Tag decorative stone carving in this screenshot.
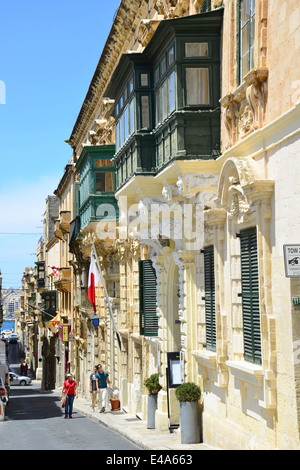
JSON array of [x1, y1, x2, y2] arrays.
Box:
[[228, 176, 251, 221], [220, 67, 268, 148], [138, 19, 161, 47]]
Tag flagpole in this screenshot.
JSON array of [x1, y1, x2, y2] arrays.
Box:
[[91, 242, 121, 351]]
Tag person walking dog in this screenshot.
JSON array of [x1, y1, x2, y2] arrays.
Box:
[[61, 373, 78, 418]]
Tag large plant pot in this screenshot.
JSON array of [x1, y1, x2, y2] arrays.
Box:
[[179, 401, 201, 444], [147, 394, 158, 429], [110, 398, 120, 410]]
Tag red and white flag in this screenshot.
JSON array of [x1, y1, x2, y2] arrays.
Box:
[[44, 265, 60, 276], [88, 253, 101, 313]]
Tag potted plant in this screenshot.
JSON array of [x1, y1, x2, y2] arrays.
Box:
[[144, 373, 161, 429], [175, 382, 201, 444]]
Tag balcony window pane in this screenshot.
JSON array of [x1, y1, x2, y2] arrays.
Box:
[[124, 106, 129, 141], [96, 173, 105, 192], [130, 98, 135, 133], [186, 68, 209, 105], [141, 95, 150, 128], [168, 46, 174, 65], [185, 42, 208, 57], [161, 79, 168, 120], [129, 78, 134, 93], [120, 114, 124, 147], [169, 71, 175, 112], [106, 173, 114, 192], [95, 172, 114, 192], [156, 88, 161, 124], [116, 123, 119, 151], [161, 56, 167, 75], [140, 73, 149, 87], [155, 66, 160, 83]]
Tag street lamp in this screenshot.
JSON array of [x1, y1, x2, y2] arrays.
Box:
[[92, 314, 99, 327]]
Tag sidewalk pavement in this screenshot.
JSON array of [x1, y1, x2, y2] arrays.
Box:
[[16, 361, 215, 451], [70, 393, 215, 451]]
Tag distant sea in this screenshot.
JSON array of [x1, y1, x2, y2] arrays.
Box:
[[1, 320, 15, 332]]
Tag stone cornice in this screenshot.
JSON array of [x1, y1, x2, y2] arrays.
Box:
[[65, 0, 145, 153]]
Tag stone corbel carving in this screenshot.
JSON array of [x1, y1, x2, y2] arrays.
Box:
[[139, 19, 161, 47], [228, 177, 251, 222], [172, 0, 190, 17], [220, 67, 268, 147]]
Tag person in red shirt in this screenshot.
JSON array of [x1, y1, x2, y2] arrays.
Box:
[[61, 373, 78, 418]]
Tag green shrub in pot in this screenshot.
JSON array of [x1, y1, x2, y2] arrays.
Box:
[[175, 382, 201, 402], [175, 382, 202, 444], [144, 373, 162, 395], [144, 373, 161, 429]]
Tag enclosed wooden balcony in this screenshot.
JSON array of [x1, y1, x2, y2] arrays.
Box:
[[59, 211, 71, 233], [54, 267, 72, 292]]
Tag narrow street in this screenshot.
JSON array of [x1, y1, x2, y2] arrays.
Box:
[[0, 343, 140, 451]]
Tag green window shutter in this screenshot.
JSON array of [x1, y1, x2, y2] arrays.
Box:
[[204, 245, 216, 351], [240, 227, 261, 364], [139, 260, 158, 337]]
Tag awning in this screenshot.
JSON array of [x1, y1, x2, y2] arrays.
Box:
[[49, 311, 60, 326]]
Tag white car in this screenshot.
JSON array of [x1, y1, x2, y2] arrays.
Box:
[[9, 372, 31, 386]]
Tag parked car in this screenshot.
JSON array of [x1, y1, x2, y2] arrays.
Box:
[[9, 333, 18, 344], [9, 372, 31, 386]]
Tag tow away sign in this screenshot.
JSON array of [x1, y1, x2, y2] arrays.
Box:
[[283, 245, 300, 277]]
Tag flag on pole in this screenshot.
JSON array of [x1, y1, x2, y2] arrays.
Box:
[[44, 265, 60, 276], [91, 243, 122, 351], [88, 252, 101, 313]]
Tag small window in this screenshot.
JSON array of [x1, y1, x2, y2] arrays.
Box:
[[130, 98, 135, 134], [185, 67, 210, 105], [155, 66, 160, 83], [140, 73, 149, 87], [185, 42, 209, 57], [129, 77, 134, 93], [156, 71, 175, 125], [161, 55, 167, 75], [95, 173, 114, 192], [168, 46, 175, 65], [141, 95, 150, 128], [238, 0, 256, 84]]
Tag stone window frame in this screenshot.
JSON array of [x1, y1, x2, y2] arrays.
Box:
[[195, 156, 276, 410]]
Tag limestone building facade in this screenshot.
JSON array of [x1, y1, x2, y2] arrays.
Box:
[[23, 0, 300, 449]]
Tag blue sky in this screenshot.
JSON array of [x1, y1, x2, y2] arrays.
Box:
[[0, 0, 121, 288]]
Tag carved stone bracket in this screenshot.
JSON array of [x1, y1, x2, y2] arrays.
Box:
[[220, 67, 269, 148]]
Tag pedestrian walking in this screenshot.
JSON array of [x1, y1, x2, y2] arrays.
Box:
[[61, 373, 78, 418], [90, 365, 99, 412], [96, 364, 113, 413]]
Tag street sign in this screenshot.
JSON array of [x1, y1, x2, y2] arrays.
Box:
[[283, 245, 300, 277], [292, 297, 300, 306]]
